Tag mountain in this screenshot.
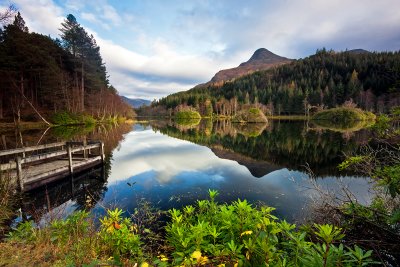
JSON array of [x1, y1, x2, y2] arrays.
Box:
[[122, 96, 151, 108], [154, 49, 400, 116], [346, 49, 370, 54], [205, 48, 292, 86], [211, 147, 280, 178]]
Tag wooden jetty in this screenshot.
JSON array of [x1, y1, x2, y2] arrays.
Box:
[[0, 141, 104, 191]]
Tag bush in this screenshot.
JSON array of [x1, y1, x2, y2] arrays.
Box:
[[51, 111, 80, 125], [232, 107, 268, 123], [99, 208, 142, 258], [175, 110, 201, 120], [165, 189, 376, 266], [51, 111, 98, 126], [312, 107, 376, 123]]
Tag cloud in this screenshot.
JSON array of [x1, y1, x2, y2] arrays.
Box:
[[99, 4, 120, 26], [8, 0, 400, 100], [13, 0, 64, 36], [91, 34, 236, 97], [219, 0, 400, 57]]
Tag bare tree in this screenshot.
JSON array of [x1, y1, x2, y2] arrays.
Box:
[[0, 4, 16, 25]]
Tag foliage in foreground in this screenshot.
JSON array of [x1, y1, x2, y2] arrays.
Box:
[[331, 108, 400, 263], [2, 190, 378, 266], [164, 189, 376, 266]]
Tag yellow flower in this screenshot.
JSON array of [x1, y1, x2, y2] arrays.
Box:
[[246, 251, 251, 260], [158, 254, 168, 262], [217, 264, 226, 267], [240, 230, 253, 237], [191, 250, 202, 260], [140, 262, 149, 267], [199, 255, 208, 265], [234, 262, 239, 267]]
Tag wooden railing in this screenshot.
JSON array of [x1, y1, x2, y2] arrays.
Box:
[[0, 141, 104, 191]]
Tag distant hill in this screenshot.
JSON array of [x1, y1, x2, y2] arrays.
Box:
[[346, 49, 370, 54], [154, 48, 400, 115], [202, 48, 292, 86], [121, 96, 151, 108]]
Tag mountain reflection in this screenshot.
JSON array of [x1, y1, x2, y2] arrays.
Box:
[[151, 119, 372, 177]]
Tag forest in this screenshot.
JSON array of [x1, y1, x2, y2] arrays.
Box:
[[0, 11, 133, 124], [148, 49, 400, 116]]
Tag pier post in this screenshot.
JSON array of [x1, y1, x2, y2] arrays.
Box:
[[67, 143, 73, 174], [83, 139, 87, 158], [100, 142, 105, 162], [16, 156, 23, 191]]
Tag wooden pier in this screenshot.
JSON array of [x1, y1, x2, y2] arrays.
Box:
[[0, 141, 104, 191]]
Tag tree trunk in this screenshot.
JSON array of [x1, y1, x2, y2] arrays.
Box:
[[81, 61, 85, 112], [0, 90, 3, 119], [9, 75, 51, 125], [20, 73, 25, 108]]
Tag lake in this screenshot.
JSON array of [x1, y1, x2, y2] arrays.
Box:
[[6, 120, 374, 224]]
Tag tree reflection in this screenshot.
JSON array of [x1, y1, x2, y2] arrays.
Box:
[[151, 120, 372, 177]]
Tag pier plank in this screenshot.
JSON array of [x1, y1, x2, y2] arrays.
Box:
[[0, 141, 104, 191]]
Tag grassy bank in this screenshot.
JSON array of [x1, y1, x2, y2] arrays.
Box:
[[51, 111, 134, 126], [0, 190, 377, 266]]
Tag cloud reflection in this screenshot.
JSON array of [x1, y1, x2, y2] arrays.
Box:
[[107, 127, 251, 185], [99, 124, 373, 221]]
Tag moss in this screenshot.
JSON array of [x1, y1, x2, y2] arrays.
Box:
[[232, 108, 268, 123]]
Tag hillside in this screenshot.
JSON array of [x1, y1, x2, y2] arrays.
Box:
[[122, 96, 151, 108], [0, 13, 133, 123], [204, 48, 292, 86], [152, 48, 400, 116]]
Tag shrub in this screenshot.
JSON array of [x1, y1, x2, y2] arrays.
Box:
[[164, 189, 376, 266], [99, 208, 142, 259], [232, 107, 268, 123], [312, 107, 375, 123], [175, 110, 201, 120], [51, 111, 80, 125], [51, 111, 98, 126]]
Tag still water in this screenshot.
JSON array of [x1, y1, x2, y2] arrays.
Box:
[[18, 120, 373, 223]]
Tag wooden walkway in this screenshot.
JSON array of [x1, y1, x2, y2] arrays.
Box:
[[0, 141, 104, 191]]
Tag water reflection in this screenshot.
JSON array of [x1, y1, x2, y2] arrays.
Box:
[[7, 120, 374, 224], [92, 122, 373, 222], [151, 119, 371, 176]]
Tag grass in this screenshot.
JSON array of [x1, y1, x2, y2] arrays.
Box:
[[0, 172, 16, 238]]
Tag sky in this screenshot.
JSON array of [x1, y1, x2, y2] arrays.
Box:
[[1, 0, 400, 100]]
